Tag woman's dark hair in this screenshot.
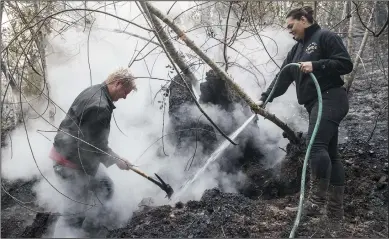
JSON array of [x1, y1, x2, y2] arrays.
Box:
[[286, 6, 314, 23]]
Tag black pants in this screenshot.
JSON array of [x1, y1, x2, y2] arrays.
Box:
[[53, 163, 114, 235], [306, 87, 349, 186]]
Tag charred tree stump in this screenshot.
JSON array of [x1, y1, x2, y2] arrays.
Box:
[[168, 70, 307, 199], [198, 70, 264, 174], [168, 74, 218, 158]]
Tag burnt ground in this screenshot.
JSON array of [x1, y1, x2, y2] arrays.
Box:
[[1, 37, 388, 237], [107, 135, 388, 237], [1, 178, 44, 238], [106, 36, 389, 238]]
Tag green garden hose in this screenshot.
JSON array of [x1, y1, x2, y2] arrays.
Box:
[[262, 63, 323, 238]]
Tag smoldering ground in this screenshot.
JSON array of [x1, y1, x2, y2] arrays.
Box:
[[1, 2, 309, 237]]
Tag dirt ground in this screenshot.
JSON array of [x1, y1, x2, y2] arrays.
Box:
[[106, 38, 388, 238], [107, 103, 388, 238], [107, 42, 388, 237], [1, 37, 388, 238]]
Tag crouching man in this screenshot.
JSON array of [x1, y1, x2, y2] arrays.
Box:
[[49, 67, 136, 237]]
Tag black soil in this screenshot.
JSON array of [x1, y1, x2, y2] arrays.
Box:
[[1, 178, 43, 238], [106, 35, 389, 238], [21, 213, 59, 238]]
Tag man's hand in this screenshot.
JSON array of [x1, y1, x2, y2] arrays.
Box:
[[254, 100, 265, 109], [251, 100, 264, 114], [299, 62, 313, 73], [116, 158, 133, 170]]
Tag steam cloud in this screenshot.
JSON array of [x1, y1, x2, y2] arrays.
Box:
[[1, 2, 307, 237]]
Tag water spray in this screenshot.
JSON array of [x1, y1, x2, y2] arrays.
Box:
[[172, 114, 257, 201]]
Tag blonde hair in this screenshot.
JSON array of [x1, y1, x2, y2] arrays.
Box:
[[105, 67, 137, 91]]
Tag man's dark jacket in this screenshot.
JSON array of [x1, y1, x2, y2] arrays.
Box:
[[260, 23, 353, 108], [53, 84, 119, 176]]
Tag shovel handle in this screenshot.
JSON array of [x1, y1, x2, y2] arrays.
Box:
[[128, 166, 163, 188], [127, 166, 173, 199]]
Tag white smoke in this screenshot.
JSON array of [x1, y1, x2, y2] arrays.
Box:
[[1, 1, 307, 237]]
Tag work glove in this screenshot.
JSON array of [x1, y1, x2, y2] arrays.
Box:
[[256, 100, 264, 108], [251, 100, 263, 114], [116, 158, 133, 170], [256, 94, 268, 108]]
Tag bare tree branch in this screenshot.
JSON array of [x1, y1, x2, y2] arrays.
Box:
[[228, 2, 248, 46], [247, 6, 280, 69], [167, 1, 177, 15], [223, 2, 232, 72], [366, 103, 388, 143], [2, 7, 153, 54], [345, 2, 376, 93], [146, 2, 300, 143], [0, 0, 4, 154], [112, 29, 161, 46], [353, 1, 388, 37], [139, 1, 237, 145], [87, 18, 95, 86]]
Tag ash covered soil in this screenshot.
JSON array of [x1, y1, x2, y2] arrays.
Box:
[[109, 42, 389, 238], [2, 42, 388, 238], [108, 137, 388, 238]]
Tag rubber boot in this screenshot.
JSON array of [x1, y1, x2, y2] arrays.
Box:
[[285, 177, 329, 217], [327, 185, 345, 221], [304, 177, 329, 216]]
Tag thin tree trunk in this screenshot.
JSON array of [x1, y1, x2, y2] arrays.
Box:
[[1, 0, 21, 131], [1, 59, 18, 91], [146, 2, 300, 143], [223, 2, 232, 72], [11, 2, 51, 118], [0, 0, 13, 91], [0, 0, 3, 91], [346, 1, 354, 54], [0, 0, 4, 149], [7, 2, 47, 82], [345, 2, 376, 92], [313, 1, 317, 21], [326, 1, 337, 27], [344, 1, 354, 89], [33, 2, 47, 83], [1, 59, 20, 128], [339, 1, 349, 32], [0, 2, 18, 95]]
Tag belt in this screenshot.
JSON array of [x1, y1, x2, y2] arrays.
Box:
[[49, 146, 79, 169]]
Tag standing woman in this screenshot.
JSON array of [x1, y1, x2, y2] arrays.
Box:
[[258, 6, 353, 221]]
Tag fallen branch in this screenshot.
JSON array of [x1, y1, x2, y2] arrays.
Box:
[[146, 2, 300, 143], [139, 2, 237, 145]]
